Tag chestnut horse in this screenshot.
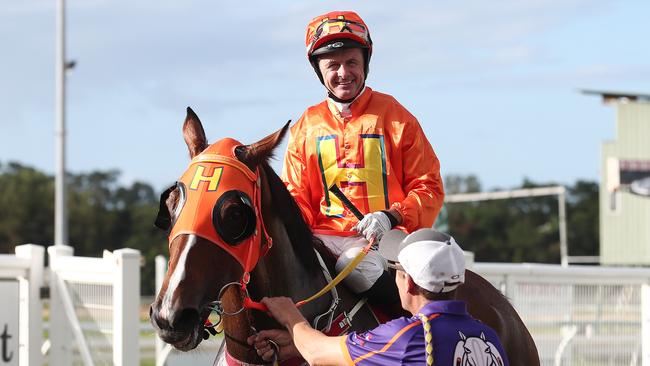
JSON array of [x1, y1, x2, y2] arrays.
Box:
[[150, 108, 540, 365]]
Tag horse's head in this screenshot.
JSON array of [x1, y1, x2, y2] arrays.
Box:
[[149, 107, 288, 351]]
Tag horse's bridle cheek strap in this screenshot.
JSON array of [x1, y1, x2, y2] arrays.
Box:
[[240, 177, 273, 282]]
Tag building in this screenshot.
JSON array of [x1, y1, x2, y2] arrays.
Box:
[[584, 90, 650, 265]]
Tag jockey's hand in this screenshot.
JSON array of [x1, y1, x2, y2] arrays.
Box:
[[353, 211, 393, 242]]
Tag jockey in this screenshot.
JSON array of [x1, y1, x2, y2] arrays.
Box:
[[282, 11, 445, 304], [249, 230, 509, 366]]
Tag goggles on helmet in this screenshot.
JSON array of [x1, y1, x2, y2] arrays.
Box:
[[306, 13, 372, 58]]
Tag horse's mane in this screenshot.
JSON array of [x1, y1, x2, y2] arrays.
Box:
[[261, 163, 337, 276]]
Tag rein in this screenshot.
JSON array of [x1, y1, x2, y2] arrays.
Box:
[[212, 226, 374, 316], [206, 251, 345, 366]]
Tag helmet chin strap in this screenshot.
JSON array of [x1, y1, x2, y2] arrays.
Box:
[[327, 83, 365, 104]]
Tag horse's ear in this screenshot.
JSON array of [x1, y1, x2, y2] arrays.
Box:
[[182, 107, 208, 159], [238, 120, 291, 170], [458, 331, 467, 341]]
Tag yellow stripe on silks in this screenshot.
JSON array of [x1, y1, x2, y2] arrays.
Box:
[[417, 313, 434, 366]]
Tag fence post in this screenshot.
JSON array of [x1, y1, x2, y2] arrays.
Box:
[[15, 244, 44, 366], [112, 249, 140, 366], [47, 245, 74, 365], [642, 283, 649, 366]]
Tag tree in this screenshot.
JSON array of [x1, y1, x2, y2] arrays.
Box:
[[0, 162, 54, 252], [0, 163, 600, 293], [0, 162, 166, 294], [566, 180, 599, 257], [445, 175, 599, 263]]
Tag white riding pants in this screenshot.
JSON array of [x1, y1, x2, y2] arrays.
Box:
[[315, 234, 387, 293]]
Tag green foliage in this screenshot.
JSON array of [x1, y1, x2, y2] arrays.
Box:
[[0, 163, 600, 293], [0, 162, 54, 248], [445, 175, 599, 263], [0, 161, 167, 294], [566, 180, 599, 257]]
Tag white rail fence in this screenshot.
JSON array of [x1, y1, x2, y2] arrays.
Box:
[[2, 246, 649, 365], [153, 256, 650, 366], [0, 244, 140, 366], [48, 245, 140, 366], [474, 263, 650, 366]]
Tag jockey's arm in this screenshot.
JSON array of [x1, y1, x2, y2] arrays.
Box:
[[390, 121, 444, 231]]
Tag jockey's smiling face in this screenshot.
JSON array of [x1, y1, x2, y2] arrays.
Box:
[[317, 48, 365, 101]]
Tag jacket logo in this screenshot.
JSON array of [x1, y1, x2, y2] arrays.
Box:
[[316, 134, 388, 217], [454, 331, 504, 366]]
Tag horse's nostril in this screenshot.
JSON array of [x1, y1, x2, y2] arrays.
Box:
[[171, 308, 200, 330], [150, 305, 170, 330]]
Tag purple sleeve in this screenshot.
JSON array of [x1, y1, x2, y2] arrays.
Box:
[[343, 318, 417, 366]]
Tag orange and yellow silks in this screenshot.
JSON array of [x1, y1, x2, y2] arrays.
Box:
[[282, 87, 445, 235]]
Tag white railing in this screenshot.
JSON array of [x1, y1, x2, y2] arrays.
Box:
[[0, 245, 44, 366], [48, 245, 140, 366], [474, 263, 650, 366], [11, 249, 633, 365]]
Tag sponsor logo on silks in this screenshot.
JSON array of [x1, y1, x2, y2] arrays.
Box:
[[189, 165, 223, 192], [454, 331, 504, 366], [316, 134, 388, 217]]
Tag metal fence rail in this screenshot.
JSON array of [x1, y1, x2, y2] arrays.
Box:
[[474, 263, 650, 366]]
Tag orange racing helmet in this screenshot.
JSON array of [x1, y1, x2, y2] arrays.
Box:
[[305, 11, 373, 84]]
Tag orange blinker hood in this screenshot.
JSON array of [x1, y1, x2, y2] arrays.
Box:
[[169, 138, 271, 276]]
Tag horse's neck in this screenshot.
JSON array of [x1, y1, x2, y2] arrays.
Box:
[[220, 218, 330, 365], [251, 214, 331, 320], [251, 166, 332, 321]]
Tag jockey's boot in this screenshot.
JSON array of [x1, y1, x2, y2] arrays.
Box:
[[362, 271, 408, 318]]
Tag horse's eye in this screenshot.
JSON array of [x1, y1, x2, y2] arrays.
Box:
[[213, 190, 256, 245]]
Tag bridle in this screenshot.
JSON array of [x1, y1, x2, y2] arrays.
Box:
[[155, 138, 346, 364], [156, 138, 274, 297], [155, 139, 335, 363]]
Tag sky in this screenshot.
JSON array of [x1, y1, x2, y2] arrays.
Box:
[[2, 0, 649, 193]]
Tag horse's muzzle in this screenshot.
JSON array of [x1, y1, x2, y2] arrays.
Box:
[[150, 305, 203, 351]]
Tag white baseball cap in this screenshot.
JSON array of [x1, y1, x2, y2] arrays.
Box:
[[378, 228, 466, 293]]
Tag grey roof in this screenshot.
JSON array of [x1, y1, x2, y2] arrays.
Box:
[[580, 89, 650, 103]]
